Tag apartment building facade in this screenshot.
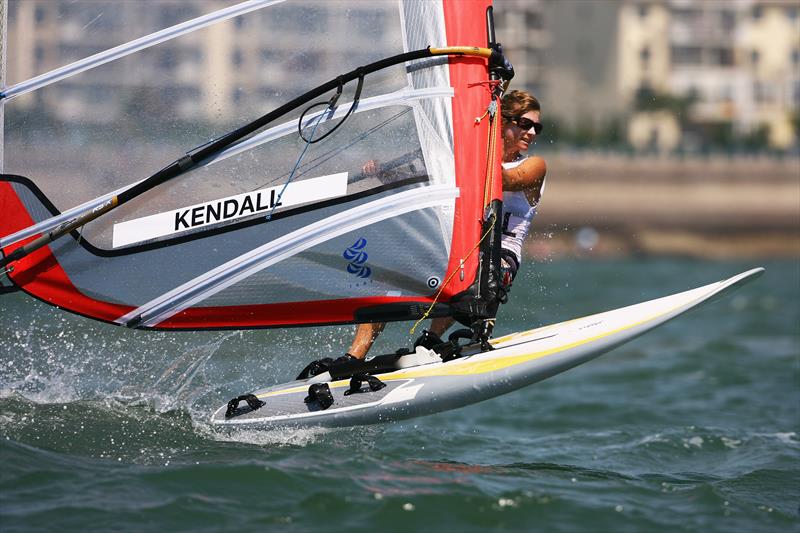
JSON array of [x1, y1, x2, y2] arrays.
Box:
[[5, 0, 799, 150]]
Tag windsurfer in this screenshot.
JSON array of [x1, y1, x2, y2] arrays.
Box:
[[299, 90, 547, 376]]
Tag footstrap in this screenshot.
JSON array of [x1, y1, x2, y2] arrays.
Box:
[[344, 374, 386, 396], [304, 383, 334, 409], [224, 393, 265, 419]]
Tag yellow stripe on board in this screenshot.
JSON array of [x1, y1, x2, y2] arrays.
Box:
[[257, 281, 727, 401]]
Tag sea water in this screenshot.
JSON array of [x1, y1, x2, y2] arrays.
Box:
[[1, 258, 798, 532]]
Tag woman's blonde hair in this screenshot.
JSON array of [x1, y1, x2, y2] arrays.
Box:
[[501, 90, 540, 118]]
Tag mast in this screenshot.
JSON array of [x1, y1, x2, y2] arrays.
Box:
[[462, 5, 506, 347]]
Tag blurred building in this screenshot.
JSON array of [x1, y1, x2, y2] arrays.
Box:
[[5, 1, 398, 123], [618, 0, 799, 151], [498, 0, 624, 134], [490, 0, 549, 102], [497, 0, 799, 151], [5, 0, 800, 150]]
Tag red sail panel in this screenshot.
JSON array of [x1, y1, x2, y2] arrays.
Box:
[[1, 179, 135, 323], [440, 0, 504, 299]]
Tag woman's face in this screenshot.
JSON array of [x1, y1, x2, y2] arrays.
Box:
[[503, 110, 541, 160]]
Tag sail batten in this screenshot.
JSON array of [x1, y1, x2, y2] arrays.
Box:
[[206, 87, 455, 168], [118, 185, 459, 328]]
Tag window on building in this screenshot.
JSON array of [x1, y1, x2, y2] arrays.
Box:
[[261, 49, 282, 64], [177, 87, 201, 101], [58, 44, 80, 63], [87, 85, 113, 106], [297, 52, 322, 73], [720, 10, 736, 32], [34, 5, 47, 23], [751, 49, 761, 66], [34, 46, 45, 68], [525, 11, 543, 30], [186, 49, 203, 64], [713, 48, 734, 67], [271, 6, 328, 34], [672, 46, 702, 65], [525, 47, 543, 68], [787, 6, 798, 20], [159, 6, 198, 28], [648, 128, 659, 150], [791, 48, 800, 66], [672, 8, 699, 26], [158, 49, 177, 70], [639, 5, 649, 18], [233, 87, 244, 105], [635, 82, 654, 103], [260, 86, 279, 99], [232, 49, 243, 67], [754, 81, 774, 103], [640, 46, 651, 67], [351, 9, 383, 35], [93, 4, 122, 31], [752, 5, 763, 19]]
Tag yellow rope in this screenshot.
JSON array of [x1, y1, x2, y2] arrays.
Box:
[[483, 101, 499, 207]]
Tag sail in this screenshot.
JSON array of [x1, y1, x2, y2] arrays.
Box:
[[1, 0, 504, 329]]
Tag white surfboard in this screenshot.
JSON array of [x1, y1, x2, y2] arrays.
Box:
[[211, 268, 764, 429]]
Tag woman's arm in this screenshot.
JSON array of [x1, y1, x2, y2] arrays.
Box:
[[502, 155, 547, 204]]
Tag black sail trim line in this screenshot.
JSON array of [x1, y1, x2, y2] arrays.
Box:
[[1, 174, 427, 257]]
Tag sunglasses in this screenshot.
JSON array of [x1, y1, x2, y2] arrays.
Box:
[[506, 115, 544, 135]]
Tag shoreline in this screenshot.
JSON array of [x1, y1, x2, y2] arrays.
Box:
[[527, 154, 800, 258]]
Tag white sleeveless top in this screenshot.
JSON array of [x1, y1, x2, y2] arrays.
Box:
[[501, 157, 544, 264]]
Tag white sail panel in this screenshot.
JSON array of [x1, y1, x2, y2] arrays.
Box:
[[1, 0, 501, 329]]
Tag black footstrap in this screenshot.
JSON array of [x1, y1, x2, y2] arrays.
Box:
[[344, 374, 386, 396], [296, 354, 358, 380], [304, 383, 334, 409], [296, 357, 335, 380], [224, 393, 265, 419]]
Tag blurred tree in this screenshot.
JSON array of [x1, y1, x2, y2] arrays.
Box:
[[571, 117, 597, 148], [603, 117, 625, 148], [740, 125, 770, 153], [791, 112, 800, 148], [542, 117, 564, 148], [706, 122, 734, 148], [633, 87, 697, 126]]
